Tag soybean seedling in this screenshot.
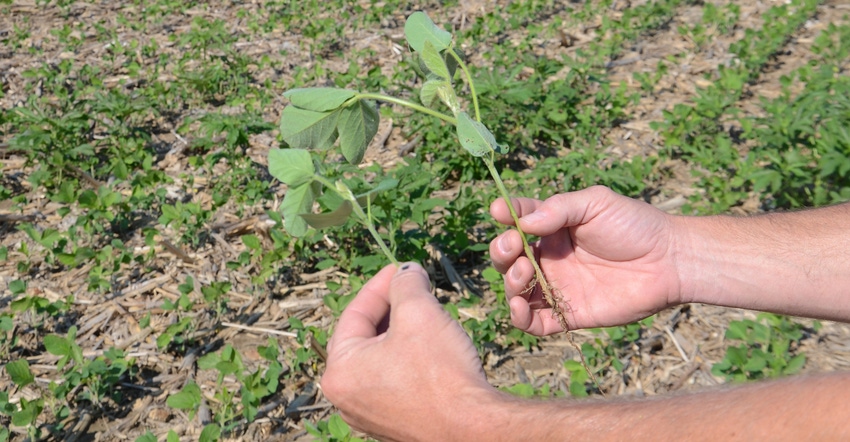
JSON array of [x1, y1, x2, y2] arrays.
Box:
[[269, 11, 595, 385]]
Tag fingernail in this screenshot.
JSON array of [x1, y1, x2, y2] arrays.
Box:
[[510, 264, 522, 280], [498, 235, 511, 254], [521, 211, 545, 224], [398, 262, 424, 274]]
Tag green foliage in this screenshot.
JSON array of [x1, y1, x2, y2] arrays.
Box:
[[3, 1, 848, 438], [566, 318, 654, 396], [712, 314, 816, 382], [195, 341, 283, 431], [502, 381, 565, 399], [306, 413, 365, 442], [166, 380, 202, 420]]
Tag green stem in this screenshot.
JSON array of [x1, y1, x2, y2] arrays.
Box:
[[352, 195, 400, 266], [355, 92, 456, 125], [483, 157, 553, 307], [313, 175, 399, 266], [448, 48, 481, 122]]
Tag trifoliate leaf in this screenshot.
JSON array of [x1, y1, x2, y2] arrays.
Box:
[[280, 106, 339, 150], [268, 148, 315, 187], [456, 112, 497, 157], [404, 11, 452, 53], [337, 100, 379, 165], [300, 201, 353, 229], [283, 88, 356, 112]]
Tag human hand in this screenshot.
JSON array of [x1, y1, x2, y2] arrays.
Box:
[[490, 186, 682, 335], [321, 263, 497, 441]]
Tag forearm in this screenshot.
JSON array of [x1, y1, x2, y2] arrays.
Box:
[[673, 202, 850, 321], [471, 372, 850, 441]]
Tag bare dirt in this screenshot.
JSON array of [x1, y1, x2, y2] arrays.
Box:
[[1, 1, 849, 441]]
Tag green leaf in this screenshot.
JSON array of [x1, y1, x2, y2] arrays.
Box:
[[328, 414, 351, 440], [725, 320, 748, 341], [11, 398, 41, 427], [166, 381, 202, 410], [241, 234, 262, 250], [456, 112, 497, 157], [8, 279, 26, 295], [355, 178, 400, 205], [78, 189, 98, 208], [300, 201, 353, 229], [420, 78, 445, 107], [197, 352, 221, 370], [742, 353, 767, 373], [268, 148, 315, 186], [6, 359, 34, 388], [281, 182, 320, 237], [156, 332, 174, 349], [199, 423, 221, 442], [784, 354, 806, 375], [43, 334, 71, 357], [283, 88, 356, 112], [280, 106, 340, 150], [404, 11, 452, 53], [134, 432, 157, 442], [420, 40, 449, 79], [167, 430, 180, 442], [569, 380, 588, 397], [337, 100, 379, 165], [0, 315, 12, 332], [436, 81, 460, 115]]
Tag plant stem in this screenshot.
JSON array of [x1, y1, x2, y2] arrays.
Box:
[[482, 156, 568, 330], [355, 93, 456, 125], [351, 195, 400, 266], [313, 175, 399, 266], [448, 49, 481, 122]]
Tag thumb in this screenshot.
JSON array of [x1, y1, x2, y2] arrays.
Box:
[[388, 262, 439, 323]]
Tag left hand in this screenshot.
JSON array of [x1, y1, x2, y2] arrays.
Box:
[[321, 263, 496, 441]]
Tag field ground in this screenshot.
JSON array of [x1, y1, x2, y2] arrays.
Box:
[[1, 0, 850, 440]]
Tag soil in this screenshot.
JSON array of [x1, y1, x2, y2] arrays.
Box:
[[1, 1, 849, 441]]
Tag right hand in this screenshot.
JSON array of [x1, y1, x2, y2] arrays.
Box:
[[489, 186, 683, 335]]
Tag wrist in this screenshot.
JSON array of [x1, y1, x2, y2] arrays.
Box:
[[669, 214, 737, 307], [668, 214, 704, 306]]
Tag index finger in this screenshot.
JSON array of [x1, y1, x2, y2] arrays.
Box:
[[328, 264, 398, 354], [490, 197, 544, 226]]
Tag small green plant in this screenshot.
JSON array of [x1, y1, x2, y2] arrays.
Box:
[[156, 276, 198, 350], [502, 381, 566, 399], [306, 413, 364, 442], [288, 317, 328, 373], [166, 380, 222, 441], [711, 313, 816, 382], [196, 341, 283, 431], [270, 11, 571, 333], [3, 359, 42, 440]]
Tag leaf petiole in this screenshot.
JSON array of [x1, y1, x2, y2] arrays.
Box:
[[353, 93, 456, 125]]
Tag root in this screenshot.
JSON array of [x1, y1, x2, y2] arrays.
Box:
[[533, 273, 604, 396]]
